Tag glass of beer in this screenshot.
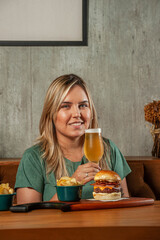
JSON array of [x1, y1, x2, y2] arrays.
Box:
[[84, 128, 104, 163]]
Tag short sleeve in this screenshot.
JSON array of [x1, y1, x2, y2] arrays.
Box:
[[15, 148, 44, 193], [109, 139, 131, 179]]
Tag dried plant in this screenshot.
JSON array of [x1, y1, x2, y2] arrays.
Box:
[[144, 100, 160, 157]]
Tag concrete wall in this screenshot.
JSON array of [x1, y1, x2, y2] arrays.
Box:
[[1, 0, 160, 158]]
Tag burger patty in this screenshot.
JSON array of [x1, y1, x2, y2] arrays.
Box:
[[94, 187, 121, 194], [95, 180, 120, 185]]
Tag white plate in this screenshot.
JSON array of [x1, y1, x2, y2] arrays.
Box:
[[86, 197, 128, 202]]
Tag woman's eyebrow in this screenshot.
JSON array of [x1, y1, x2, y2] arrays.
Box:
[[79, 100, 89, 104], [62, 101, 71, 103], [61, 100, 89, 104], [61, 101, 71, 104]]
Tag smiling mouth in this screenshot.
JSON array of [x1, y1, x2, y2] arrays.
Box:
[[69, 122, 83, 126]]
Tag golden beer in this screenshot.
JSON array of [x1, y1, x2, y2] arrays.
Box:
[[84, 128, 104, 163]]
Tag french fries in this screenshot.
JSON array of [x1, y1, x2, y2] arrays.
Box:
[[57, 177, 82, 186], [0, 183, 14, 194]]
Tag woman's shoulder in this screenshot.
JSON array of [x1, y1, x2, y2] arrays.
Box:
[[103, 137, 123, 156], [22, 144, 43, 163]]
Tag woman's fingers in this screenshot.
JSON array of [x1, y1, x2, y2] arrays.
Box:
[[82, 176, 94, 184], [84, 162, 101, 170], [84, 166, 100, 174], [83, 162, 101, 176], [72, 162, 101, 183]]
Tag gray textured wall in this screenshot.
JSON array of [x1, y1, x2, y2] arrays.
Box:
[[1, 0, 160, 158]]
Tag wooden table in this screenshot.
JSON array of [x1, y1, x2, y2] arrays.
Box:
[[0, 201, 160, 240]]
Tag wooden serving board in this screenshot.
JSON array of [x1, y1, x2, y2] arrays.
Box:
[[10, 197, 154, 213], [61, 197, 154, 212]]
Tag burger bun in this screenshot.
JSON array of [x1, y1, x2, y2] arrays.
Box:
[[93, 192, 121, 200], [94, 170, 121, 182]]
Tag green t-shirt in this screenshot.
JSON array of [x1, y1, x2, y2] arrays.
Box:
[[15, 139, 131, 201]]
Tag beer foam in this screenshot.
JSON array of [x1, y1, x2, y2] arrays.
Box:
[[85, 128, 101, 133]]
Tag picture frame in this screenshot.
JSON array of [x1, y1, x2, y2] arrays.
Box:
[[0, 0, 88, 46]]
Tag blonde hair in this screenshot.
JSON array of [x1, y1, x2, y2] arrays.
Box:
[[36, 74, 110, 179]]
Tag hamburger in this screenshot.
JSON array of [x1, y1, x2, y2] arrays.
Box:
[[92, 170, 122, 200]]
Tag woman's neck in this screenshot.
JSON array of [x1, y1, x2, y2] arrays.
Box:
[[58, 136, 84, 162]]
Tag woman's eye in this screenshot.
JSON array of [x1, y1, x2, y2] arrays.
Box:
[[79, 104, 88, 108], [61, 105, 70, 109]]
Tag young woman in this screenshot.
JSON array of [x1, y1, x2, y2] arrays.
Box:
[[15, 74, 131, 203]]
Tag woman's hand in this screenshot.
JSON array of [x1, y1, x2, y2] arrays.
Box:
[[72, 162, 101, 184]]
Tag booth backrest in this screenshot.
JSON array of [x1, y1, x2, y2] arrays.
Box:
[[126, 159, 160, 200], [0, 159, 19, 191], [0, 157, 160, 200]]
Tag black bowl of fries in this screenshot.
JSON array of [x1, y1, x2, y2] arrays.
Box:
[[0, 183, 16, 211], [56, 177, 83, 202]]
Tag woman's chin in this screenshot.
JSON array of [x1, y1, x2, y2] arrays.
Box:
[[69, 130, 85, 139]]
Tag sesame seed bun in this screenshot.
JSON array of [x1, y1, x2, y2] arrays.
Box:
[[94, 170, 121, 182]]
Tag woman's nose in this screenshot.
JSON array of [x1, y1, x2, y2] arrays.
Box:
[[72, 106, 81, 117]]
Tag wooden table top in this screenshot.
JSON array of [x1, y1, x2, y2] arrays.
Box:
[[0, 201, 160, 240]]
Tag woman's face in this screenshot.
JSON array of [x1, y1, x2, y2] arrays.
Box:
[[54, 85, 91, 141]]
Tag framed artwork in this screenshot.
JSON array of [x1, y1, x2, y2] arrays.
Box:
[[0, 0, 88, 46]]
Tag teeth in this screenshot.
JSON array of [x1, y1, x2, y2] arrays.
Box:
[[71, 123, 82, 126]]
